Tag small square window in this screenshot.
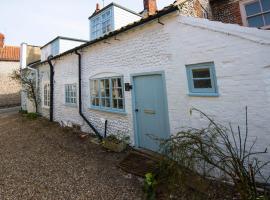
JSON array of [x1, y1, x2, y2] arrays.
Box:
[[186, 62, 218, 96]]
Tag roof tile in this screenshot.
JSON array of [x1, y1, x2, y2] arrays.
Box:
[[0, 46, 20, 61]]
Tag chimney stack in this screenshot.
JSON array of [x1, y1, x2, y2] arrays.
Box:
[[95, 3, 100, 13], [0, 33, 4, 48], [143, 0, 157, 16]]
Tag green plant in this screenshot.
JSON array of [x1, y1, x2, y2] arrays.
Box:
[[143, 172, 157, 200], [159, 107, 270, 200], [26, 112, 38, 120], [105, 132, 130, 144]]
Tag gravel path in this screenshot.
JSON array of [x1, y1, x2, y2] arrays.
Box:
[[0, 113, 143, 199]]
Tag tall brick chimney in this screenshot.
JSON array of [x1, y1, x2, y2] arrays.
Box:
[[0, 33, 4, 48], [143, 0, 157, 16]]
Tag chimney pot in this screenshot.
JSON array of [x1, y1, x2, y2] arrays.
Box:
[[144, 0, 157, 16], [96, 3, 100, 12], [0, 33, 4, 48]]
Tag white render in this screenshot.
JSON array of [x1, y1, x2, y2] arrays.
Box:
[[113, 6, 142, 30], [40, 38, 86, 61], [29, 13, 270, 176]]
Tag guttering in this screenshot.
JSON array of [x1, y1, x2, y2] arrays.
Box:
[[75, 50, 103, 140], [47, 56, 54, 122]]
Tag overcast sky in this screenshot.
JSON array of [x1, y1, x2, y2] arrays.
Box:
[[0, 0, 174, 46]]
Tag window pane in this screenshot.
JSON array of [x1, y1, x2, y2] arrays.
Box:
[[91, 80, 98, 97], [192, 68, 210, 78], [105, 89, 110, 97], [118, 99, 123, 109], [193, 79, 212, 88], [248, 15, 264, 27], [101, 89, 105, 97], [105, 79, 110, 88], [245, 1, 261, 16], [95, 98, 99, 106], [101, 98, 105, 107], [113, 99, 117, 108], [112, 88, 123, 98], [264, 13, 270, 25], [100, 80, 105, 89], [105, 99, 110, 107], [262, 0, 270, 11]]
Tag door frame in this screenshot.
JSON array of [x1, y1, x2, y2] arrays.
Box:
[[130, 71, 170, 149]]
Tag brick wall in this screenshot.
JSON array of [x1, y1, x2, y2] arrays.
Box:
[[0, 61, 20, 108], [211, 0, 243, 25]]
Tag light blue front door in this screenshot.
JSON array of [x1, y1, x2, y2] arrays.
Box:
[[133, 73, 169, 152]]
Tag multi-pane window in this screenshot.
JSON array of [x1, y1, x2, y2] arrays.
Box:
[[91, 9, 112, 40], [65, 84, 77, 105], [242, 0, 270, 28], [90, 77, 124, 111], [43, 83, 50, 107], [186, 62, 218, 96]]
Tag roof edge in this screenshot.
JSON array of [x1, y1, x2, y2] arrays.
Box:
[[41, 36, 88, 49], [35, 5, 179, 66], [88, 2, 142, 19]]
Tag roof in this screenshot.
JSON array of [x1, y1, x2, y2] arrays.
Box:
[[31, 4, 177, 67], [41, 36, 88, 49], [0, 46, 20, 62], [88, 2, 142, 19]]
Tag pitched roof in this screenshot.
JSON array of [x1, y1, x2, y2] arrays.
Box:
[[0, 46, 20, 62], [32, 4, 178, 67]]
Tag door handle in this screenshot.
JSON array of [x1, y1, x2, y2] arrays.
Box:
[[135, 109, 139, 112]]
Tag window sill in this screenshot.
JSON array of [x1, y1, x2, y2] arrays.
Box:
[[89, 106, 127, 115], [188, 93, 219, 97], [42, 106, 50, 109], [64, 103, 77, 108]]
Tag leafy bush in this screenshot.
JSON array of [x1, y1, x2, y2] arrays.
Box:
[[143, 173, 157, 200], [158, 107, 270, 200], [26, 112, 38, 120]]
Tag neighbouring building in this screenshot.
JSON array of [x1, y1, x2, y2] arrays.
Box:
[[0, 33, 21, 108], [210, 0, 270, 29], [22, 0, 270, 178]]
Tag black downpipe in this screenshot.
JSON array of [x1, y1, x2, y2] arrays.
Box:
[[48, 56, 54, 122], [75, 50, 103, 140]]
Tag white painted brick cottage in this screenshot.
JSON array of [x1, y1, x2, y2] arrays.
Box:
[[22, 0, 270, 176]]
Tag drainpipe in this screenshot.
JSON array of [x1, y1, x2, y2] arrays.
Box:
[[47, 56, 54, 122], [75, 50, 103, 140]]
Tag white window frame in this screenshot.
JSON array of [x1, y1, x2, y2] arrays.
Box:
[[240, 0, 270, 29], [43, 82, 50, 108], [65, 83, 77, 106]]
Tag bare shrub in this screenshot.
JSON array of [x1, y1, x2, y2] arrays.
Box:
[[159, 107, 270, 200]]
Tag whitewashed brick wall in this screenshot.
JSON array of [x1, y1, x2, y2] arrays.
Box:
[[36, 14, 270, 176]]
